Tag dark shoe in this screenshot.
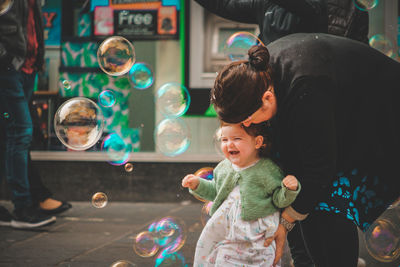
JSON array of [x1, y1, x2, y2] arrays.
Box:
[[11, 207, 56, 229], [40, 201, 72, 215], [0, 206, 14, 227]]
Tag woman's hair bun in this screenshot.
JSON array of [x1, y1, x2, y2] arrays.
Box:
[[248, 45, 270, 71]]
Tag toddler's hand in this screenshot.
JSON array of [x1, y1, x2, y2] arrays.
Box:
[[182, 174, 200, 190], [283, 175, 298, 191]]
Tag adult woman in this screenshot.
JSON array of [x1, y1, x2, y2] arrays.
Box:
[[211, 33, 399, 266]]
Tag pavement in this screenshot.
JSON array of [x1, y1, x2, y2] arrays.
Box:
[[0, 200, 399, 267]]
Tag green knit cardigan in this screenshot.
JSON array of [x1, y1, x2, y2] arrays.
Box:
[[190, 158, 301, 221]]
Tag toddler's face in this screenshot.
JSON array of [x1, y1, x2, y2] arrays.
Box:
[[220, 124, 261, 168]]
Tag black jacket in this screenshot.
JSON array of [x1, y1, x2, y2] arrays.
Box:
[[0, 0, 45, 71], [267, 33, 399, 228], [194, 0, 327, 45], [326, 0, 369, 44]]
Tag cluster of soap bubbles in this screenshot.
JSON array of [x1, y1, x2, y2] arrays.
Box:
[[133, 216, 187, 266], [364, 199, 400, 262], [154, 82, 192, 157]]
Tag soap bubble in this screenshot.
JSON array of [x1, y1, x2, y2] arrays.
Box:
[[0, 0, 13, 16], [156, 83, 190, 118], [354, 0, 378, 11], [369, 34, 394, 58], [54, 97, 104, 151], [101, 133, 130, 166], [92, 192, 108, 208], [192, 167, 214, 202], [201, 201, 213, 226], [97, 36, 135, 76], [128, 62, 154, 90], [224, 32, 264, 61], [124, 163, 134, 172], [110, 260, 136, 267], [213, 127, 223, 156], [61, 80, 71, 90], [365, 218, 400, 262], [155, 249, 186, 267], [133, 231, 159, 257], [154, 118, 191, 156], [98, 90, 116, 107]]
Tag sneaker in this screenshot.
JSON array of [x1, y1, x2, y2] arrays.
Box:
[[0, 206, 13, 226], [11, 206, 56, 229]]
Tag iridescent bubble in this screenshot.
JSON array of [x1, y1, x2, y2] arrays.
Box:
[[98, 90, 116, 107], [97, 36, 135, 76], [155, 248, 186, 267], [101, 133, 131, 166], [54, 97, 104, 151], [365, 218, 400, 262], [133, 231, 159, 257], [0, 0, 13, 16], [156, 83, 191, 118], [224, 31, 264, 61], [369, 34, 394, 58], [154, 118, 191, 157], [124, 163, 134, 172], [61, 80, 71, 90], [201, 201, 213, 226], [195, 167, 214, 181], [3, 112, 10, 119], [213, 127, 224, 157], [192, 167, 214, 202], [150, 216, 187, 253], [354, 0, 378, 11], [128, 62, 154, 90], [92, 192, 108, 208], [110, 260, 136, 267]]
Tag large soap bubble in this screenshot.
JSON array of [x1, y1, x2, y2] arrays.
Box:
[[156, 83, 190, 118], [154, 118, 191, 157], [54, 97, 104, 150], [365, 218, 400, 262], [0, 0, 13, 16], [128, 62, 154, 90], [97, 36, 135, 76], [369, 34, 395, 58], [224, 31, 264, 61]]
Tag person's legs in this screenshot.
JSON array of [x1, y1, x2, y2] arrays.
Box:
[[299, 211, 359, 267], [0, 70, 33, 212], [0, 70, 55, 228], [287, 223, 315, 267]]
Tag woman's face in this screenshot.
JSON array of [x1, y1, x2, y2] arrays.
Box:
[[242, 90, 277, 127]]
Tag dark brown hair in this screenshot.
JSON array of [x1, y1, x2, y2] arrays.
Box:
[[219, 121, 272, 158], [211, 45, 273, 123]]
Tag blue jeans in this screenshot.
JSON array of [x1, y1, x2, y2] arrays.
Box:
[[0, 69, 36, 211]]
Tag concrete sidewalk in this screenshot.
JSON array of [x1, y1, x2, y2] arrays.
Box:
[[0, 200, 398, 267]]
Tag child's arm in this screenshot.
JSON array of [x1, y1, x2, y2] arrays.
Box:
[[272, 175, 301, 208], [181, 174, 217, 201]]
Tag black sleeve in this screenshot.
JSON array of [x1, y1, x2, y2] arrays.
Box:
[[270, 0, 324, 17], [194, 0, 264, 24], [283, 76, 337, 215]]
